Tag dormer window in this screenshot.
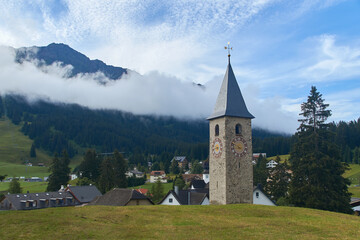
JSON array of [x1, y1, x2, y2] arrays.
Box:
[[235, 124, 242, 135], [215, 124, 219, 136]]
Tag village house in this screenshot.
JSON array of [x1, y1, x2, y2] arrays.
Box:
[[253, 184, 276, 206], [266, 159, 278, 169], [149, 170, 167, 183], [63, 185, 102, 205], [90, 188, 153, 206], [159, 186, 209, 205], [126, 169, 145, 178], [172, 156, 188, 169]]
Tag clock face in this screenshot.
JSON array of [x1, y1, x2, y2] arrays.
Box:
[[212, 138, 223, 158], [231, 136, 248, 158]]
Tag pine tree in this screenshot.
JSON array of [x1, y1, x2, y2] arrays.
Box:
[[47, 150, 70, 191], [30, 143, 36, 158], [265, 157, 290, 202], [98, 157, 116, 194], [253, 154, 268, 187], [289, 86, 352, 214], [170, 159, 180, 174], [191, 161, 203, 174], [78, 149, 101, 182], [353, 147, 359, 164], [113, 150, 128, 188]]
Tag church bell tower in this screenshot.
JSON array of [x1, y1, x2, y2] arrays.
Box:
[[207, 44, 254, 204]]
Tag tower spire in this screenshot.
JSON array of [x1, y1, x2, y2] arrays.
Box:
[[224, 42, 232, 63]]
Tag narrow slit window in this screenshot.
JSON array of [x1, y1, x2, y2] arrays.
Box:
[[235, 124, 242, 135], [215, 124, 219, 136]]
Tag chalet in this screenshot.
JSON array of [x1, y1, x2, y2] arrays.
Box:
[[64, 185, 102, 204], [172, 156, 188, 169], [159, 186, 209, 205], [266, 160, 278, 169], [150, 171, 167, 183], [0, 191, 79, 210], [253, 184, 276, 206], [126, 169, 145, 178], [90, 188, 153, 206]]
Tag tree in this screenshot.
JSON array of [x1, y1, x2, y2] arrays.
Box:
[[76, 177, 94, 186], [0, 174, 7, 182], [170, 159, 180, 174], [265, 157, 290, 202], [150, 179, 164, 204], [8, 178, 22, 194], [288, 86, 352, 214], [47, 150, 71, 191], [191, 161, 203, 174], [113, 150, 128, 188], [97, 157, 116, 194], [353, 147, 359, 164], [30, 143, 36, 158], [151, 162, 161, 171], [253, 154, 268, 187], [78, 149, 101, 182], [173, 174, 186, 190]]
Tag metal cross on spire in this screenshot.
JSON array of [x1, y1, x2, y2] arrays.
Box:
[[224, 42, 232, 63]]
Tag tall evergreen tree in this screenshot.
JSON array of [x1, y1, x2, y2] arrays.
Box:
[[353, 147, 359, 164], [170, 159, 180, 174], [151, 179, 164, 204], [113, 150, 128, 188], [78, 149, 101, 182], [30, 143, 37, 158], [289, 86, 352, 214], [47, 150, 71, 191], [265, 157, 291, 202], [253, 154, 268, 187], [97, 157, 116, 194]]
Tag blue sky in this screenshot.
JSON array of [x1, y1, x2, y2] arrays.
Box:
[[0, 0, 360, 133]]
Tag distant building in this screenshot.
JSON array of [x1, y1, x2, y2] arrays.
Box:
[[253, 184, 276, 206], [126, 169, 145, 178], [253, 153, 267, 164], [159, 186, 209, 206], [266, 160, 278, 169], [172, 156, 188, 169], [64, 185, 102, 205], [149, 171, 167, 183]]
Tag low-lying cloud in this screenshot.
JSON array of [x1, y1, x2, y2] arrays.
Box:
[[0, 47, 298, 134]]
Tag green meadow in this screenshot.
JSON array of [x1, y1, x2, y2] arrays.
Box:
[[0, 204, 359, 239]]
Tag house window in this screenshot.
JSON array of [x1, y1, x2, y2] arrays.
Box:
[[235, 124, 242, 135], [169, 198, 173, 203], [256, 192, 259, 198], [215, 124, 219, 136], [33, 200, 37, 207], [26, 201, 30, 208]]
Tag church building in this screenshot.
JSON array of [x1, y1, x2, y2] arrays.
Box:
[[207, 46, 254, 205]]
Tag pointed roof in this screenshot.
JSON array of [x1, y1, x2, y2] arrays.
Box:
[[207, 62, 254, 120]]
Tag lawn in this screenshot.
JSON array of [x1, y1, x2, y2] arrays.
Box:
[[0, 204, 359, 239], [0, 161, 49, 178], [0, 181, 48, 193]]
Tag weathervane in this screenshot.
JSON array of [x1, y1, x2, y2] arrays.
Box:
[[224, 42, 232, 63]]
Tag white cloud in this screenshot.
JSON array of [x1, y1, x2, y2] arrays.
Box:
[[0, 47, 298, 133]]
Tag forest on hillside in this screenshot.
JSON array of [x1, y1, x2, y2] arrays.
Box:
[[1, 94, 359, 166]]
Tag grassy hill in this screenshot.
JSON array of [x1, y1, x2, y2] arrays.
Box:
[[0, 118, 53, 165], [0, 204, 359, 239]]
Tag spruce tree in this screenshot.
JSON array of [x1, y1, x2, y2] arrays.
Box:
[[98, 157, 116, 194], [265, 156, 290, 202], [47, 150, 71, 191], [253, 154, 268, 187], [30, 143, 36, 158], [78, 149, 101, 182], [289, 86, 352, 214], [113, 150, 128, 188]]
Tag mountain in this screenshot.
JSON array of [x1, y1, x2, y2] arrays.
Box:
[[15, 43, 127, 80]]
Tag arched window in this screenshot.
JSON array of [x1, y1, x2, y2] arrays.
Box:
[[215, 124, 219, 136], [235, 124, 242, 135]]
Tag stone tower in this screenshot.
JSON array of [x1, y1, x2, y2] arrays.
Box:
[[207, 54, 254, 205]]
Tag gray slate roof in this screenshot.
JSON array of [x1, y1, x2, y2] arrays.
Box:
[[89, 188, 153, 206], [1, 191, 74, 210], [207, 62, 254, 120], [159, 189, 209, 205], [66, 185, 102, 203], [191, 179, 206, 189]]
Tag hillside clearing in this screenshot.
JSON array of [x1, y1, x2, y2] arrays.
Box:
[[0, 204, 359, 239]]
